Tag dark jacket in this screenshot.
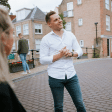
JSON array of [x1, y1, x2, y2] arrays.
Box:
[[17, 38, 29, 54], [0, 82, 26, 112]]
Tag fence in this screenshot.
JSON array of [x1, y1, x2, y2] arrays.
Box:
[[78, 47, 97, 59], [8, 50, 40, 73]]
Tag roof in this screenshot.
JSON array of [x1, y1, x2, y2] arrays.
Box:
[[9, 15, 16, 21], [12, 7, 45, 23]]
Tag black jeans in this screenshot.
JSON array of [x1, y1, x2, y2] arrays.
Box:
[[49, 74, 86, 112]]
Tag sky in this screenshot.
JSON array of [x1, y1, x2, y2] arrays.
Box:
[[9, 0, 62, 15]]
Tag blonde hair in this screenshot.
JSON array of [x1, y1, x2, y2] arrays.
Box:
[[0, 5, 14, 87]]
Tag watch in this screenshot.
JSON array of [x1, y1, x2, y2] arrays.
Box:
[[71, 52, 74, 57]]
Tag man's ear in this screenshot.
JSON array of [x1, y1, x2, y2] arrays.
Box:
[[47, 22, 52, 28]]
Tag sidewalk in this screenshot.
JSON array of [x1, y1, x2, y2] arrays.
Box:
[[10, 58, 90, 80], [13, 58, 112, 112]]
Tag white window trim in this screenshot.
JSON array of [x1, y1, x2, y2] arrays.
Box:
[[68, 10, 73, 17], [23, 24, 29, 35], [67, 2, 73, 11], [35, 24, 42, 34], [77, 0, 82, 5], [106, 15, 110, 31], [63, 11, 68, 17], [27, 39, 30, 55], [65, 22, 71, 31], [11, 41, 16, 54], [35, 39, 41, 54], [78, 18, 83, 26], [105, 0, 110, 10], [80, 40, 84, 47], [111, 1, 112, 11], [16, 26, 21, 36], [67, 2, 73, 17]]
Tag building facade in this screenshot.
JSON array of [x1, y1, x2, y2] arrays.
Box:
[[58, 0, 112, 58], [11, 7, 51, 65]]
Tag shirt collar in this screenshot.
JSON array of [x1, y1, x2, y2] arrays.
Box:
[[50, 29, 66, 36]]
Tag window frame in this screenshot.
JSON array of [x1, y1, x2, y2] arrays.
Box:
[[35, 24, 42, 34], [67, 2, 73, 17], [106, 15, 110, 31], [80, 40, 84, 47], [65, 22, 71, 31], [23, 24, 29, 35], [111, 1, 112, 11], [105, 0, 110, 10], [11, 41, 16, 54], [78, 18, 83, 26], [16, 25, 21, 36], [77, 0, 82, 5], [35, 39, 41, 54]]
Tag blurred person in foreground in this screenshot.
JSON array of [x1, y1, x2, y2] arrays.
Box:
[[0, 5, 26, 112], [17, 33, 31, 74], [40, 11, 86, 112]]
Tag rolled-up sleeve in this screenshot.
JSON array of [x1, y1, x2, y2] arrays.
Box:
[[39, 38, 53, 65], [72, 34, 83, 57]]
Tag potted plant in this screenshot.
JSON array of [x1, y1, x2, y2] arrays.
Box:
[[77, 53, 88, 59], [9, 60, 34, 73]]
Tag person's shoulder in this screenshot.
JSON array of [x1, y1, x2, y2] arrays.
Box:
[[64, 30, 76, 38], [42, 31, 52, 41], [64, 30, 74, 35], [0, 82, 9, 94]]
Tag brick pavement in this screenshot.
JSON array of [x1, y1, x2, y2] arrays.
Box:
[[13, 58, 112, 112]]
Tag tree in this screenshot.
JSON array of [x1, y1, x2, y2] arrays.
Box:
[[0, 0, 11, 10], [59, 13, 66, 29]]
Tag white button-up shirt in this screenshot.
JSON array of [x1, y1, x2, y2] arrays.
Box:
[[40, 30, 83, 79]]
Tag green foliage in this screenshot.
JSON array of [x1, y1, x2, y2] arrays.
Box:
[[0, 0, 11, 10], [83, 53, 87, 56], [92, 48, 100, 58], [59, 13, 66, 29]]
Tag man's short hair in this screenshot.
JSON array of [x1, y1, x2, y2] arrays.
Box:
[[45, 11, 56, 23], [18, 33, 21, 36]]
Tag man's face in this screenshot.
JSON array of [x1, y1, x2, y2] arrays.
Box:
[[19, 34, 22, 38], [48, 14, 63, 31]]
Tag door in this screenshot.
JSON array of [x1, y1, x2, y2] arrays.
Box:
[[107, 39, 110, 56]]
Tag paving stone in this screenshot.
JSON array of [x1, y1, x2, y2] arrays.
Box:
[[13, 58, 112, 112]]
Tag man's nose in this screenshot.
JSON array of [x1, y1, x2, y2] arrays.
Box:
[[59, 19, 62, 22]]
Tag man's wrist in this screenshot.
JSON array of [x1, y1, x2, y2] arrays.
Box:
[[70, 52, 74, 57]]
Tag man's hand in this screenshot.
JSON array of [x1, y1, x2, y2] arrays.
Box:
[[59, 46, 72, 57]]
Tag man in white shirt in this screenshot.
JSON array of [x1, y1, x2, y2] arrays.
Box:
[[40, 11, 86, 112]]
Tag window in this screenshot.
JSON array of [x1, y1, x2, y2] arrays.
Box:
[[106, 15, 110, 31], [35, 39, 41, 52], [65, 22, 71, 31], [11, 41, 16, 52], [67, 2, 73, 17], [23, 24, 29, 35], [35, 24, 42, 34], [77, 0, 82, 5], [68, 11, 73, 17], [111, 1, 112, 11], [63, 11, 68, 17], [105, 0, 109, 10], [27, 39, 30, 55], [78, 18, 83, 26], [16, 26, 21, 36], [80, 40, 84, 47]]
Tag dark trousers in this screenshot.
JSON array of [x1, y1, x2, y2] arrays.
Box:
[[49, 74, 86, 112]]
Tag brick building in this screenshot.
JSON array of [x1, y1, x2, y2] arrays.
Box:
[[11, 7, 51, 65], [58, 0, 112, 58]]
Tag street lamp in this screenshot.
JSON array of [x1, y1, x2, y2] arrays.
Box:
[[94, 22, 98, 46]]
